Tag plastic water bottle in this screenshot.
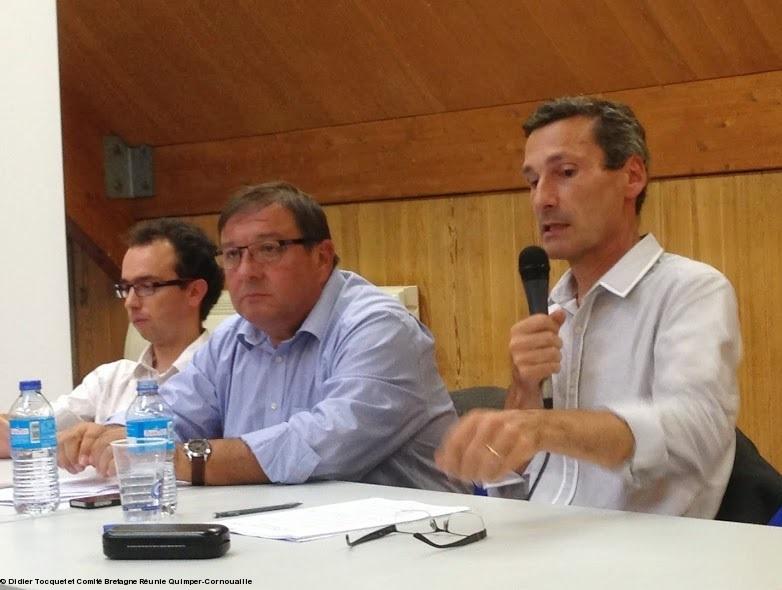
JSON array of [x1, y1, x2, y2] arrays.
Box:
[[125, 379, 177, 515], [9, 380, 60, 515]]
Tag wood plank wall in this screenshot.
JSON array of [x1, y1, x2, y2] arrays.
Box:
[[132, 70, 782, 221], [68, 236, 131, 384], [120, 169, 776, 469], [66, 63, 782, 472], [70, 169, 782, 469]]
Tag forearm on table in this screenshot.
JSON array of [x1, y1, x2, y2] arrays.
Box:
[[174, 438, 269, 485]]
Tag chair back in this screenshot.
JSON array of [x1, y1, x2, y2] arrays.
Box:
[[715, 428, 782, 525], [449, 386, 506, 417]]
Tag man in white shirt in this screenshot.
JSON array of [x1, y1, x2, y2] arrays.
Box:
[[436, 96, 740, 518], [0, 218, 224, 457]]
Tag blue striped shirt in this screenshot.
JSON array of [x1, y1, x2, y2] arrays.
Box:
[[162, 269, 467, 493]]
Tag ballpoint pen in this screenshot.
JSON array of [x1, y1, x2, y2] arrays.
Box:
[[213, 501, 302, 518]]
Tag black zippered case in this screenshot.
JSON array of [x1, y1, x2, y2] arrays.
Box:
[[103, 523, 230, 559]]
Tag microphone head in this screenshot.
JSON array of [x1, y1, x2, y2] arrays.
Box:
[[518, 246, 550, 282]]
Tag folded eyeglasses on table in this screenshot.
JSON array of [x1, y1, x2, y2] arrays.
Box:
[[345, 510, 487, 549]]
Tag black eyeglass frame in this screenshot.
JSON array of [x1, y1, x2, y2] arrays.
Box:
[[215, 237, 319, 269], [113, 278, 193, 299], [345, 514, 487, 549]]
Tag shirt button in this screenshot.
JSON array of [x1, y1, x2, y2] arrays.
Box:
[[271, 402, 278, 410], [275, 356, 284, 364]]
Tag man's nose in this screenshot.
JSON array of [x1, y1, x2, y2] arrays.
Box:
[[124, 288, 141, 309], [532, 176, 558, 212], [233, 249, 265, 277]]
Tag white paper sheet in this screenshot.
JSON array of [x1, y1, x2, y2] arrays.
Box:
[[217, 497, 470, 542], [0, 467, 117, 507]]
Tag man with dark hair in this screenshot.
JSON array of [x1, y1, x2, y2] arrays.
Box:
[[58, 182, 465, 494], [0, 219, 224, 459], [127, 218, 224, 322], [437, 96, 740, 517]]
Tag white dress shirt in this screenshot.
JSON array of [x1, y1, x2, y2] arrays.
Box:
[[503, 234, 740, 518], [51, 331, 209, 430]]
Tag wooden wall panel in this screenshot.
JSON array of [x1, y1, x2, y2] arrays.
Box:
[[68, 237, 130, 383], [104, 170, 782, 470], [60, 97, 134, 276], [58, 1, 782, 147], [133, 70, 782, 221], [328, 194, 524, 388], [62, 97, 134, 381], [330, 172, 782, 470], [641, 173, 782, 472]]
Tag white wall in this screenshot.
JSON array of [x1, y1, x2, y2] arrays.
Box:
[[0, 1, 73, 408]]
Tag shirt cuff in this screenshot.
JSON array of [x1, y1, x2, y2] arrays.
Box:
[[106, 410, 127, 426], [482, 451, 548, 499], [241, 423, 321, 484], [54, 407, 83, 431], [604, 403, 668, 485], [487, 479, 529, 499], [481, 471, 526, 489]]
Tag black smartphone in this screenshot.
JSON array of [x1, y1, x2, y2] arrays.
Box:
[[69, 492, 121, 509]]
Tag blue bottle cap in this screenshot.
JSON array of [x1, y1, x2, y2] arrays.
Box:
[[136, 379, 159, 393], [19, 380, 42, 391]]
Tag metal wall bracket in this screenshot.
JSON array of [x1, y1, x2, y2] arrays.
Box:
[[103, 135, 155, 198]]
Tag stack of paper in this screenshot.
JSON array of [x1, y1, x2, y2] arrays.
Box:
[[217, 497, 469, 542], [0, 467, 117, 507]]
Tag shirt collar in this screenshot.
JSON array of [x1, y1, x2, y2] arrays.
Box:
[[136, 343, 156, 371], [297, 268, 343, 340], [135, 330, 210, 375], [237, 269, 344, 348], [171, 330, 210, 372], [551, 234, 664, 305]]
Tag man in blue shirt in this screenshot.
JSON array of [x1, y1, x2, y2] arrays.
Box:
[[61, 181, 465, 493]]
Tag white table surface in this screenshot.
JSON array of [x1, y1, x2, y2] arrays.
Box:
[[0, 460, 780, 590]]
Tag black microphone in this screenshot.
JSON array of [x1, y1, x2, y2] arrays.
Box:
[[518, 246, 550, 315], [518, 246, 553, 409]]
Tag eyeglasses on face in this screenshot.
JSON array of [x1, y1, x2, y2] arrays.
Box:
[[113, 278, 193, 299], [216, 237, 318, 270], [345, 510, 487, 549]]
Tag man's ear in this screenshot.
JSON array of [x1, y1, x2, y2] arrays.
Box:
[[315, 239, 336, 274], [624, 154, 648, 203], [187, 278, 209, 310]]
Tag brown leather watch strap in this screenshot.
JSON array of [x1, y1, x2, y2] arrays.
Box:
[[191, 455, 206, 486]]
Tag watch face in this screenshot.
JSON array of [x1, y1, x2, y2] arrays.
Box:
[[186, 439, 210, 456]]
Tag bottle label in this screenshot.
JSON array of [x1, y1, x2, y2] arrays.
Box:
[[10, 417, 57, 450], [126, 418, 172, 440]]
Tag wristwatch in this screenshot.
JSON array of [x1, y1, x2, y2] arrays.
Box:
[[183, 439, 212, 486]]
